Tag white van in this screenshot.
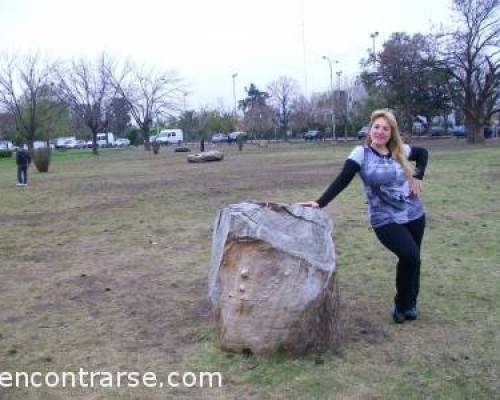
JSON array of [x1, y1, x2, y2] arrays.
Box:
[[96, 132, 115, 147], [154, 129, 184, 145]]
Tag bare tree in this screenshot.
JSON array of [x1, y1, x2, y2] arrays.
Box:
[[55, 54, 114, 154], [110, 63, 184, 150], [289, 95, 314, 136], [438, 0, 500, 143], [267, 76, 299, 134], [0, 52, 57, 150]]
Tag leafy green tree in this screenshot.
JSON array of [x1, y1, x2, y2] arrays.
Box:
[[362, 32, 453, 131], [349, 89, 389, 132], [238, 83, 274, 138]]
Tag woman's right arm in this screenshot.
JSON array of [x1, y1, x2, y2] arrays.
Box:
[[315, 159, 360, 208]]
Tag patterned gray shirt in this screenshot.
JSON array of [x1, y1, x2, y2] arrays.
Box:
[[348, 144, 425, 228]]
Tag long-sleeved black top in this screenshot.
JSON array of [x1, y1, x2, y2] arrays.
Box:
[[316, 146, 428, 208]]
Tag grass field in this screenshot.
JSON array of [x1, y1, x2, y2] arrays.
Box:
[[0, 140, 499, 399]]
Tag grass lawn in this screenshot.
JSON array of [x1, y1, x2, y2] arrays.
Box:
[[0, 140, 499, 399]]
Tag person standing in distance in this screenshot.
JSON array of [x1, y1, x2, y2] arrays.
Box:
[[299, 109, 428, 323], [16, 145, 32, 186]]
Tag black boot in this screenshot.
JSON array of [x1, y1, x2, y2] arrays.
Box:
[[404, 304, 418, 320], [392, 305, 405, 324]]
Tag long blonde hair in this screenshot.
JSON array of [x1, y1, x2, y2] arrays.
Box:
[[367, 109, 414, 180]]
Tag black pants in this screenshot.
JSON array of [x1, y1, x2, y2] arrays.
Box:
[[373, 215, 426, 311], [17, 165, 28, 184]]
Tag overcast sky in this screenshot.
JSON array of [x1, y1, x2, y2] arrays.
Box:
[[0, 0, 453, 109]]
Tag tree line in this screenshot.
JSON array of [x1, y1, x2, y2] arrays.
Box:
[[0, 53, 185, 153], [0, 0, 498, 147]]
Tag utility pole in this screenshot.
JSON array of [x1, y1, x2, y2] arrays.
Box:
[[232, 73, 238, 117], [322, 56, 339, 141]]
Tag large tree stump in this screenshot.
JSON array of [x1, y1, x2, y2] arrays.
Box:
[[187, 150, 223, 163], [209, 202, 341, 356]]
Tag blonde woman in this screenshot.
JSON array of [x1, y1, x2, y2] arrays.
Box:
[[299, 110, 428, 323]]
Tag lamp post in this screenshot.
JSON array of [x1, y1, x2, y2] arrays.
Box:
[[336, 70, 344, 137], [231, 73, 238, 117], [370, 31, 379, 63], [182, 91, 187, 113], [322, 56, 338, 140]]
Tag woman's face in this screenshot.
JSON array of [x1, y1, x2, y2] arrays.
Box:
[[369, 117, 392, 146]]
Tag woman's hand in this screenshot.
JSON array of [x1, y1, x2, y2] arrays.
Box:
[[410, 178, 423, 198], [297, 201, 320, 208]]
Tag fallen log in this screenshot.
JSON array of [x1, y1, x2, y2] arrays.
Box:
[[187, 150, 223, 163]]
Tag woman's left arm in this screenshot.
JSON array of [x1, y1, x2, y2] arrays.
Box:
[[408, 146, 428, 198], [408, 146, 428, 179]]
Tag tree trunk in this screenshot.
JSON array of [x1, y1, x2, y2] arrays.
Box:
[[466, 118, 484, 144]]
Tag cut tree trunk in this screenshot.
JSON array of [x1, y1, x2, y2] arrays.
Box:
[[209, 202, 342, 356], [187, 150, 223, 163]]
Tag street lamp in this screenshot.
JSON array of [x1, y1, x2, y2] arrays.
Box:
[[336, 70, 342, 91], [232, 73, 238, 117], [370, 31, 379, 63], [182, 91, 187, 113], [322, 56, 339, 140]]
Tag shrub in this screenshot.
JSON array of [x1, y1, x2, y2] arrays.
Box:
[[237, 135, 244, 151], [0, 149, 13, 158], [152, 141, 160, 155], [33, 148, 51, 172]]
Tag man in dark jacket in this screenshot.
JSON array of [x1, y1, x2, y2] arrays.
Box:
[[16, 147, 31, 186]]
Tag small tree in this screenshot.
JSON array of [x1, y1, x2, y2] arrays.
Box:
[[55, 54, 114, 154], [238, 83, 274, 139], [289, 95, 314, 136], [0, 52, 58, 151], [267, 76, 299, 137], [110, 63, 184, 151]]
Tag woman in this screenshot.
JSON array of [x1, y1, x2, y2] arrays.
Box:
[[299, 110, 428, 323]]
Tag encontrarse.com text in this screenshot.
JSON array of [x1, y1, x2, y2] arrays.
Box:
[[0, 369, 222, 389]]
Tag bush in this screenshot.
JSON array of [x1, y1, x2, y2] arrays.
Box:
[[33, 148, 51, 172], [152, 141, 160, 155], [126, 129, 142, 146], [0, 149, 13, 158]]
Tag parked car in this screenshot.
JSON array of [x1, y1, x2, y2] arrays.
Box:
[[357, 125, 370, 140], [431, 126, 446, 136], [153, 129, 184, 145], [483, 126, 493, 138], [75, 140, 87, 149], [115, 138, 131, 147], [452, 126, 467, 137], [59, 139, 79, 149], [304, 130, 322, 140], [96, 132, 115, 147], [228, 131, 247, 142], [0, 140, 14, 150], [154, 129, 184, 145], [211, 133, 228, 143], [55, 136, 76, 149], [412, 121, 426, 135], [452, 126, 495, 138]]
